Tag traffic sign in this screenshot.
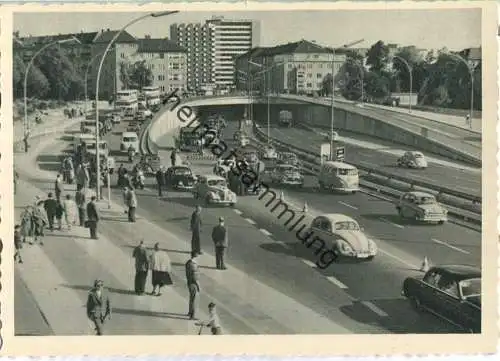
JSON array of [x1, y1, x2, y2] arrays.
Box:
[[336, 147, 345, 161]]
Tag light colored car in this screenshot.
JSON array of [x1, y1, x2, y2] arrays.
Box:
[[278, 152, 300, 167], [396, 191, 447, 224], [306, 214, 377, 260], [193, 174, 237, 206], [239, 135, 250, 147], [120, 132, 139, 154], [270, 164, 304, 187], [261, 145, 278, 160], [397, 151, 428, 169]]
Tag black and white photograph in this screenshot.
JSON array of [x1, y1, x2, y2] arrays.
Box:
[[1, 1, 497, 356]]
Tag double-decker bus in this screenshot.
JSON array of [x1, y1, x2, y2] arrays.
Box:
[[142, 86, 161, 108], [116, 89, 139, 101]]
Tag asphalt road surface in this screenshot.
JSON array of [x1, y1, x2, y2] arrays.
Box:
[[15, 115, 479, 334]]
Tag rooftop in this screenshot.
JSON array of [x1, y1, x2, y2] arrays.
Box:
[[137, 38, 186, 53], [237, 40, 333, 60], [94, 29, 136, 44]]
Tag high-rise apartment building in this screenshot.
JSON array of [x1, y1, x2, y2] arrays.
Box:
[[170, 16, 260, 90]]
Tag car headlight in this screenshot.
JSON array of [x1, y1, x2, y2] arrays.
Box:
[[178, 180, 183, 185], [423, 209, 429, 215], [339, 240, 353, 253]]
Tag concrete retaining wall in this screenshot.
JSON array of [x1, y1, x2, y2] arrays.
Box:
[[148, 109, 182, 149], [297, 105, 481, 166]]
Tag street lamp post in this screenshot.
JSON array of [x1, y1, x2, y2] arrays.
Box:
[[84, 51, 106, 116], [328, 39, 364, 159], [22, 37, 80, 147], [448, 52, 474, 127], [248, 60, 285, 145], [393, 55, 413, 113], [94, 10, 178, 202]]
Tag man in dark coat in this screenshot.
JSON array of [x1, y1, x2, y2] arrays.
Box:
[[185, 252, 200, 320], [75, 188, 86, 227], [190, 205, 202, 255], [211, 217, 228, 270], [132, 241, 149, 295], [43, 192, 57, 231], [170, 149, 177, 167], [86, 196, 99, 239], [155, 167, 165, 197], [86, 279, 111, 336]]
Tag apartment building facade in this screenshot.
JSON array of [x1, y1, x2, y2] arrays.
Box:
[[235, 39, 346, 95], [134, 38, 188, 94], [171, 16, 260, 90]]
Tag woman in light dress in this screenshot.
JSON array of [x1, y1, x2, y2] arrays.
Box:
[[149, 242, 173, 296], [63, 194, 78, 229]]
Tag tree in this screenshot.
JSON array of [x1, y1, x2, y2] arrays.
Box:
[[35, 46, 84, 100], [119, 62, 131, 89], [320, 73, 333, 96], [13, 54, 25, 97], [366, 40, 390, 73], [128, 60, 153, 90], [365, 71, 390, 99], [26, 65, 50, 99], [338, 52, 366, 100], [392, 47, 424, 93]]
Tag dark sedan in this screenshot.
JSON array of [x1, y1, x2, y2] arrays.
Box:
[[402, 265, 481, 333], [165, 166, 196, 190]]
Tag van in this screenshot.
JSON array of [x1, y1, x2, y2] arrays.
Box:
[[121, 132, 139, 154], [318, 161, 359, 193]]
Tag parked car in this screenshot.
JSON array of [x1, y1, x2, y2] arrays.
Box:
[[261, 145, 278, 160], [396, 191, 447, 224], [305, 214, 377, 260], [193, 174, 237, 206], [268, 164, 304, 187], [397, 151, 428, 169], [278, 152, 301, 167], [165, 166, 196, 190], [402, 265, 481, 333]]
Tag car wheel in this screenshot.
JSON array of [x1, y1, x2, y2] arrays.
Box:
[[205, 196, 211, 205], [366, 255, 374, 261], [409, 296, 422, 312], [230, 202, 235, 207], [318, 181, 324, 190], [438, 220, 444, 225]]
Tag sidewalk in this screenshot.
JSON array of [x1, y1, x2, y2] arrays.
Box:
[[13, 132, 354, 335]]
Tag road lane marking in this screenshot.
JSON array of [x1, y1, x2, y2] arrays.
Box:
[[378, 248, 419, 270], [361, 301, 388, 317], [338, 201, 358, 210], [259, 228, 273, 237], [326, 276, 348, 289], [275, 240, 290, 249], [379, 217, 404, 229], [245, 218, 256, 225], [431, 238, 470, 255], [301, 259, 317, 268], [233, 209, 243, 215]]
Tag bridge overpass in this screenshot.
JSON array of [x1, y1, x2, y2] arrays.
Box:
[[153, 93, 482, 165]]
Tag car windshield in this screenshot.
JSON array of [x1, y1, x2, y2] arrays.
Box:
[[123, 137, 137, 142], [413, 153, 424, 158], [208, 179, 226, 187], [334, 221, 360, 231], [174, 168, 191, 176], [279, 166, 298, 173], [414, 196, 436, 205], [459, 278, 481, 298]]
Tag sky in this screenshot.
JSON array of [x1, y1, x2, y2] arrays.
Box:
[[14, 9, 481, 51]]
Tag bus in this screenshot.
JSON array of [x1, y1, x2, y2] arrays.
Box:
[[116, 89, 139, 101], [115, 98, 139, 112], [142, 86, 161, 107], [317, 161, 359, 193]]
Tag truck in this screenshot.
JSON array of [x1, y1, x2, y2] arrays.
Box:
[[279, 110, 293, 128]]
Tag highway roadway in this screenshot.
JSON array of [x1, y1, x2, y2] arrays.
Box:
[[16, 114, 480, 335], [261, 124, 481, 198], [278, 95, 482, 158]]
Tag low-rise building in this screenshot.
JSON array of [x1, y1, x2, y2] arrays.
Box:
[[235, 39, 346, 95]]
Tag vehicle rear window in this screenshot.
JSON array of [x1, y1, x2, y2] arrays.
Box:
[[338, 168, 358, 176], [123, 137, 137, 142], [334, 221, 360, 231], [174, 168, 191, 176], [415, 196, 436, 205]]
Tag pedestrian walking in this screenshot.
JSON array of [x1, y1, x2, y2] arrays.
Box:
[[132, 241, 149, 295], [43, 192, 57, 231], [14, 170, 19, 195], [55, 200, 64, 230], [86, 279, 111, 336], [212, 217, 228, 270], [190, 205, 203, 255], [170, 149, 177, 167], [20, 206, 34, 244], [32, 202, 48, 245], [201, 302, 223, 335], [75, 188, 86, 227], [185, 252, 200, 320], [54, 174, 63, 202], [126, 188, 137, 222], [149, 242, 173, 296], [86, 196, 99, 239], [63, 194, 78, 229], [23, 134, 29, 153], [155, 167, 165, 197], [14, 224, 23, 263]]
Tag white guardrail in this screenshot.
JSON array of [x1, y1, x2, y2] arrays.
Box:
[[252, 124, 481, 226]]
